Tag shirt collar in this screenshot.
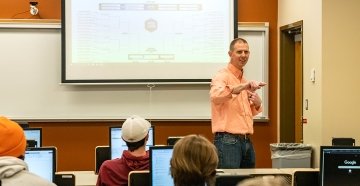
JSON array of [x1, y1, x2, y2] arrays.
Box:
[[227, 63, 243, 79]]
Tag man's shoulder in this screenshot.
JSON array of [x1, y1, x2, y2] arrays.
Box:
[[212, 67, 231, 81]]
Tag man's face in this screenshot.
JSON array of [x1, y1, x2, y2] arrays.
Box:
[[228, 42, 250, 69]]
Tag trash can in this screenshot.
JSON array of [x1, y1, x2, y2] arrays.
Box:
[[270, 143, 312, 168]]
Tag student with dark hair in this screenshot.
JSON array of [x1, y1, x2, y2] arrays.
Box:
[[170, 134, 218, 186], [0, 116, 56, 186], [96, 115, 151, 186]]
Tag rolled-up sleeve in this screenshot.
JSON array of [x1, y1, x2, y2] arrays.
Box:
[[210, 74, 233, 104]]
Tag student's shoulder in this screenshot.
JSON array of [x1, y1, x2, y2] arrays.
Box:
[[8, 171, 56, 186], [102, 158, 122, 166]]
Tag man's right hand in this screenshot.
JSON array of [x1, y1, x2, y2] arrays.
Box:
[[232, 81, 266, 94], [248, 81, 266, 92]]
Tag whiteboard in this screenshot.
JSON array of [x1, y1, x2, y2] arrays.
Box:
[[0, 22, 268, 120], [238, 23, 269, 120]]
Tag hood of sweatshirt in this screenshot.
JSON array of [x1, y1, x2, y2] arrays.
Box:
[[0, 156, 28, 179], [121, 150, 149, 171]]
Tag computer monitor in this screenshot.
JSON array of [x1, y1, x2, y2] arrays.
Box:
[[24, 147, 56, 183], [109, 126, 154, 159], [320, 146, 360, 186], [149, 146, 174, 186], [23, 128, 42, 147]]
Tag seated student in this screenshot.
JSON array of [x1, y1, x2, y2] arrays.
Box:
[[96, 115, 151, 186], [170, 134, 218, 186], [0, 116, 56, 186]]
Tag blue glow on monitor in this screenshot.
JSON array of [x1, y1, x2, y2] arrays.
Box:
[[150, 146, 174, 186], [24, 148, 55, 182]]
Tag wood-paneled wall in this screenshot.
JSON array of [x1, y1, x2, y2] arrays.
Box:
[[0, 0, 61, 19], [29, 120, 272, 171], [5, 0, 278, 171]]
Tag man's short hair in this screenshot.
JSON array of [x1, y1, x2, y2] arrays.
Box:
[[229, 38, 248, 51]]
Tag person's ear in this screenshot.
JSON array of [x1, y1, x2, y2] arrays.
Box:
[[228, 51, 232, 57]]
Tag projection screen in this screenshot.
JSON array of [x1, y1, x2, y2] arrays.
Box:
[[62, 0, 237, 84]]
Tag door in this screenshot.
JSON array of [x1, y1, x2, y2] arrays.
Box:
[[279, 21, 303, 143], [294, 39, 303, 143]]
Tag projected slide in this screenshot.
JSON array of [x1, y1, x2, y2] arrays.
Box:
[[71, 1, 229, 64], [63, 0, 236, 83]]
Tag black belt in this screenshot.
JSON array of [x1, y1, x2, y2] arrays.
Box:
[[215, 132, 251, 139]]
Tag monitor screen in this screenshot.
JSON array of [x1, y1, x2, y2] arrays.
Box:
[[110, 126, 154, 159], [149, 146, 174, 186], [320, 146, 360, 186], [24, 147, 56, 183], [23, 128, 42, 147]]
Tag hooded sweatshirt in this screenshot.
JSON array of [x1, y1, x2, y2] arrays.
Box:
[[96, 150, 149, 186], [0, 156, 56, 186]]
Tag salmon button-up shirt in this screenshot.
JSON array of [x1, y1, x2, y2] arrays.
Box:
[[210, 63, 262, 135]]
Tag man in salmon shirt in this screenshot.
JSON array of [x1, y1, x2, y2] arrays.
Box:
[[210, 38, 266, 169]]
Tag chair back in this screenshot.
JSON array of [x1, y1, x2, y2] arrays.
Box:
[[128, 170, 150, 186], [167, 136, 184, 146], [95, 145, 110, 174], [332, 138, 355, 146], [293, 170, 319, 186]]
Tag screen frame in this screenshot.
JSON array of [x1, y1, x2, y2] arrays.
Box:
[[24, 147, 57, 183], [320, 145, 360, 186], [61, 0, 238, 84], [23, 127, 43, 147], [149, 145, 174, 186]]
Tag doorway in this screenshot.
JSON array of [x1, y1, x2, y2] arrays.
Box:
[[279, 20, 303, 143]]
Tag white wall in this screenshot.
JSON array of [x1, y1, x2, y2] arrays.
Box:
[[0, 25, 211, 120], [322, 0, 360, 148], [279, 0, 360, 167], [278, 0, 323, 167]]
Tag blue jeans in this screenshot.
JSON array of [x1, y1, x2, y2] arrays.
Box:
[[214, 132, 255, 168]]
